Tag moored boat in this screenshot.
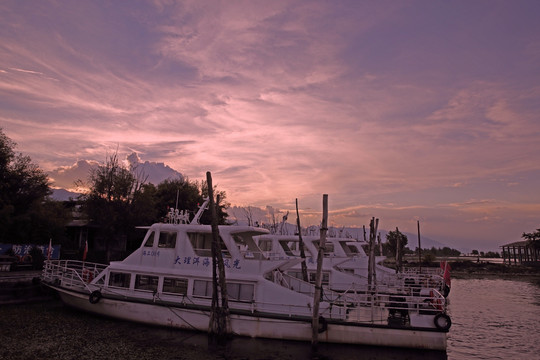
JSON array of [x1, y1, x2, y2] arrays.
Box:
[[41, 201, 451, 350], [256, 233, 449, 296]]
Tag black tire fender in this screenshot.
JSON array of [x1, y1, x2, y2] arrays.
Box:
[[434, 313, 451, 331], [443, 284, 451, 298], [89, 290, 102, 304]]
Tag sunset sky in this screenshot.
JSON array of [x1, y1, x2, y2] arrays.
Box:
[[2, 1, 539, 252]]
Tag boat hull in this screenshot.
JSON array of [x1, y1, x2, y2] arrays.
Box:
[[50, 285, 446, 351]]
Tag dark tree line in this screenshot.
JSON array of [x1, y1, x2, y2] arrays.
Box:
[[0, 129, 71, 244], [522, 228, 540, 250], [0, 129, 229, 257], [76, 151, 229, 259]]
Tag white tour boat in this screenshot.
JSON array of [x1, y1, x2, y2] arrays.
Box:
[[256, 233, 449, 296], [41, 201, 451, 351]]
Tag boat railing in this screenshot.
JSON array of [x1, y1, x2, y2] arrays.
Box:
[[403, 267, 443, 275], [42, 260, 107, 291], [269, 269, 447, 323], [377, 271, 445, 292]]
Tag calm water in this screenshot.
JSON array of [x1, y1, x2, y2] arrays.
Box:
[[446, 278, 540, 360], [1, 278, 539, 360]]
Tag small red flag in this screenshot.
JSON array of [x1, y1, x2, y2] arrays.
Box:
[[440, 261, 451, 287], [83, 240, 88, 261], [47, 238, 53, 260]]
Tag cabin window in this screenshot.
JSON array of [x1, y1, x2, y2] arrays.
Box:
[[339, 241, 359, 256], [193, 280, 253, 302], [134, 274, 158, 292], [188, 233, 229, 257], [309, 272, 330, 286], [258, 240, 273, 252], [313, 241, 334, 256], [163, 277, 188, 295], [144, 231, 155, 247], [287, 271, 305, 280], [193, 279, 213, 297], [227, 282, 254, 302], [158, 231, 177, 248], [109, 272, 131, 288], [278, 240, 295, 256]]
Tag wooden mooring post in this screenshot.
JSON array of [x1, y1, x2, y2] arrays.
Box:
[[312, 194, 328, 349], [368, 217, 379, 288], [395, 227, 402, 273], [207, 171, 231, 339], [417, 220, 422, 270], [296, 198, 309, 282]]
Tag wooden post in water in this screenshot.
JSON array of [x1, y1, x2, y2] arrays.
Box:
[[296, 198, 309, 282], [312, 194, 328, 349], [395, 226, 402, 273], [368, 217, 379, 288], [207, 171, 231, 338], [417, 220, 422, 270], [378, 233, 382, 256]]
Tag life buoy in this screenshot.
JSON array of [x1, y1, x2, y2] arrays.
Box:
[[318, 316, 328, 333], [89, 290, 102, 304], [82, 268, 94, 283], [429, 290, 443, 311], [434, 313, 451, 331]]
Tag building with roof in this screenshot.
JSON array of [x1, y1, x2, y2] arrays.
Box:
[[500, 240, 540, 266]]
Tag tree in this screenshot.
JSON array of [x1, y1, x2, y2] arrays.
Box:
[[155, 178, 203, 222], [522, 228, 540, 250], [200, 180, 229, 225], [78, 152, 154, 260], [78, 153, 231, 259], [385, 228, 408, 258], [0, 129, 66, 243]]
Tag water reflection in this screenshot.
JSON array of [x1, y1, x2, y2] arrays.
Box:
[[447, 277, 540, 360], [198, 334, 446, 360]]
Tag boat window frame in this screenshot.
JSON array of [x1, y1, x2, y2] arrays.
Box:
[[158, 231, 177, 248], [308, 271, 330, 286], [312, 240, 334, 257], [162, 277, 188, 295], [108, 272, 131, 289], [227, 282, 255, 302], [134, 274, 159, 292], [144, 231, 156, 247], [188, 232, 230, 257], [192, 279, 255, 302], [258, 239, 273, 252], [193, 279, 213, 298], [339, 241, 359, 256]]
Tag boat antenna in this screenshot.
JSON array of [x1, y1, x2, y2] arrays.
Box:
[[190, 197, 210, 225]]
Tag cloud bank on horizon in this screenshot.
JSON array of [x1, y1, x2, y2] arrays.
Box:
[[1, 0, 539, 251]]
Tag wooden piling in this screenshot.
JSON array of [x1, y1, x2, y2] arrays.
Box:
[[207, 171, 230, 338], [395, 226, 402, 273], [296, 198, 309, 282], [417, 220, 422, 269], [312, 194, 328, 349], [368, 217, 378, 288]]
